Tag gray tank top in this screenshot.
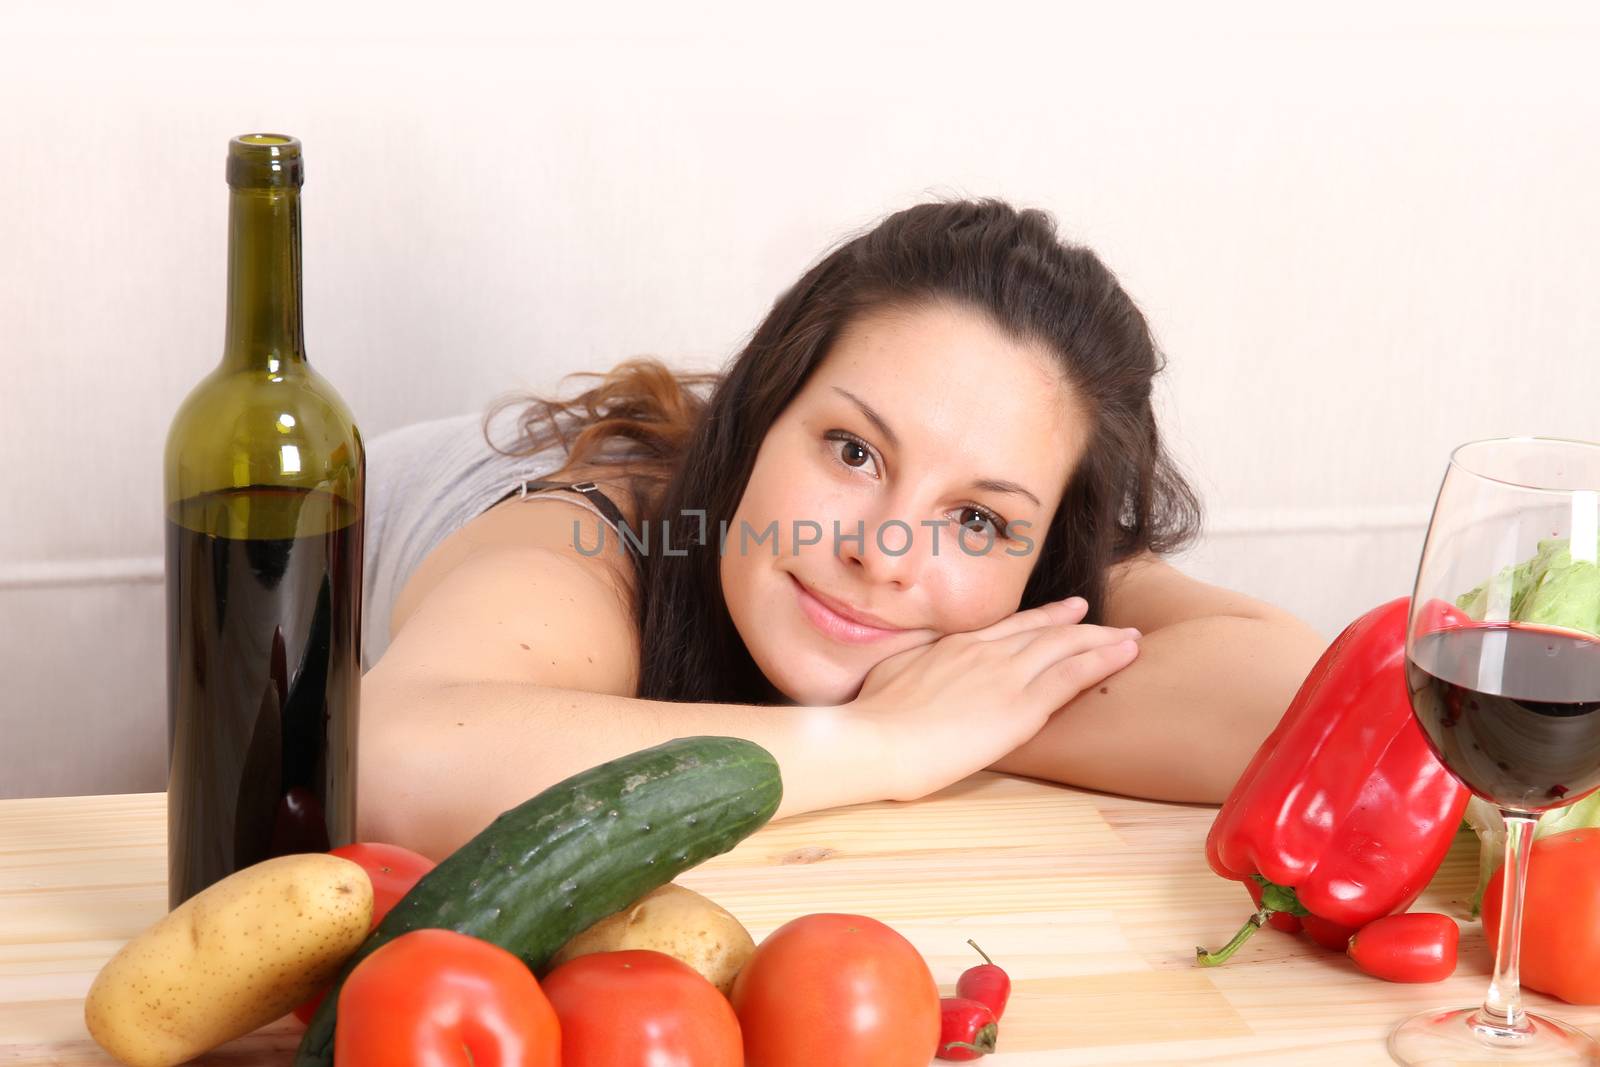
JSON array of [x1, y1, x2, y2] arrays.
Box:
[[360, 405, 633, 670]]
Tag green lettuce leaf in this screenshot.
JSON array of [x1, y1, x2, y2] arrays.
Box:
[[1455, 535, 1600, 636]]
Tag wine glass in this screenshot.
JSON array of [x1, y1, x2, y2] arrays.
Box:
[[1392, 436, 1600, 1065]]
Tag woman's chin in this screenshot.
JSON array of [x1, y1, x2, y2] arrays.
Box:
[[757, 657, 862, 708]]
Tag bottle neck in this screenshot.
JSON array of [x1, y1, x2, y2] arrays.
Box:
[[221, 186, 306, 372]]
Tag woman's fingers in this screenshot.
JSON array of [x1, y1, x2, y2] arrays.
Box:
[[973, 596, 1088, 641], [1001, 621, 1137, 674], [1024, 636, 1141, 701]]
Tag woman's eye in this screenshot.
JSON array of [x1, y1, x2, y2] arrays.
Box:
[[956, 506, 1009, 540], [826, 431, 879, 475]]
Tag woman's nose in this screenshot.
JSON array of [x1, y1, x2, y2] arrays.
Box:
[[834, 511, 929, 588]]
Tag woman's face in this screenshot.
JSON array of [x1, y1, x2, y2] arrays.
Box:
[[720, 300, 1091, 707]]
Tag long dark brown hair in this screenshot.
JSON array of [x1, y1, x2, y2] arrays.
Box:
[[492, 198, 1203, 705]]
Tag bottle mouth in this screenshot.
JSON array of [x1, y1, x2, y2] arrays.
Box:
[[227, 133, 303, 190]]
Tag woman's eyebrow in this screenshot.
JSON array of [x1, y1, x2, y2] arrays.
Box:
[[971, 477, 1042, 508], [830, 386, 1042, 508], [833, 386, 900, 449]]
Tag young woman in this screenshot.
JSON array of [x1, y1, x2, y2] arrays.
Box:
[[357, 199, 1328, 860]]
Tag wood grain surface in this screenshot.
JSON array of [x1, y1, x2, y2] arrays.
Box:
[[3, 772, 1598, 1065]]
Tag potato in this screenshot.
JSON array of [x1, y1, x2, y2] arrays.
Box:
[[548, 882, 755, 996], [84, 853, 372, 1067]]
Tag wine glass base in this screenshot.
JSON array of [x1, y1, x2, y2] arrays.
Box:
[[1389, 1005, 1600, 1065]]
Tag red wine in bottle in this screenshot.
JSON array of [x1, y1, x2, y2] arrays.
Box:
[[163, 134, 363, 909]]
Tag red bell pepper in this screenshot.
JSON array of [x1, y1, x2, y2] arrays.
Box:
[[1196, 595, 1471, 965]]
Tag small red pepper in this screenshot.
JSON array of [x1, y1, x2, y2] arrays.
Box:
[[936, 997, 998, 1060], [1195, 596, 1471, 966], [955, 940, 1010, 1020], [1347, 913, 1459, 983]]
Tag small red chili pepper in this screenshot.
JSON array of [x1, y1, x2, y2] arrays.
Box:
[[1346, 913, 1459, 983], [955, 940, 1011, 1020], [936, 997, 998, 1061]]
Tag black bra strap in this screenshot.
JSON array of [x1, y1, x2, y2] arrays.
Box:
[[516, 479, 629, 532]]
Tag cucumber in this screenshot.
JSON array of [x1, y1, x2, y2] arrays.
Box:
[[293, 735, 781, 1067]]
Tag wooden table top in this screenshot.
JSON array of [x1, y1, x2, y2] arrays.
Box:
[[3, 772, 1598, 1065]]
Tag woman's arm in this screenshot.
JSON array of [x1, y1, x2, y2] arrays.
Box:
[[357, 547, 879, 860], [360, 669, 875, 861], [989, 556, 1330, 804]]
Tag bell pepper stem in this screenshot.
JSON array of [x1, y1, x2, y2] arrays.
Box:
[[1195, 907, 1273, 966]]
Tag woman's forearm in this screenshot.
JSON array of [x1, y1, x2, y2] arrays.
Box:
[[989, 614, 1329, 804], [355, 664, 879, 861]]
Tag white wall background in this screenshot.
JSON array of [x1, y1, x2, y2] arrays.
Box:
[[4, 1, 1598, 798]]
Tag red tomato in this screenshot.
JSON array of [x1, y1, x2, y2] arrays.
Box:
[[1346, 913, 1458, 983], [292, 841, 436, 1024], [1483, 828, 1600, 1004], [336, 928, 559, 1067], [330, 842, 437, 913], [731, 913, 940, 1067], [542, 949, 742, 1067]]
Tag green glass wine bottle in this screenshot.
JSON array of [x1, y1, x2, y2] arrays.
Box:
[[164, 134, 362, 910]]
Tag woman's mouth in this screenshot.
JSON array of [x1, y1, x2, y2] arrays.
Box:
[[789, 573, 905, 644]]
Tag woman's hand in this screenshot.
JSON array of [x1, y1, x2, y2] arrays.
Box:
[[848, 596, 1142, 803]]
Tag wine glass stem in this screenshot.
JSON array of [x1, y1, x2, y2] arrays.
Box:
[[1481, 810, 1538, 1032]]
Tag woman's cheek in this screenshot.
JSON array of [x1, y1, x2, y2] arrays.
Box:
[[928, 561, 1027, 632]]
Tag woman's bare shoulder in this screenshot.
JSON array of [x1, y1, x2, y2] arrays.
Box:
[[379, 540, 641, 696], [389, 466, 641, 650]]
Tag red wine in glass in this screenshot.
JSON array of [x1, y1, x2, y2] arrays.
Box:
[[1408, 622, 1600, 812]]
